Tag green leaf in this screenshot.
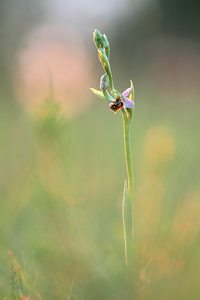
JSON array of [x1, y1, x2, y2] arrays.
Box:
[[122, 180, 133, 265], [90, 88, 106, 100]]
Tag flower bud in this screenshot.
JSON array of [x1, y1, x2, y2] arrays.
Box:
[[93, 29, 103, 49], [93, 30, 110, 58], [97, 49, 110, 76], [102, 34, 110, 57], [100, 74, 110, 90], [97, 48, 113, 90]]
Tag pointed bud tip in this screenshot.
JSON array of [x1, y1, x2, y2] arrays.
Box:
[[93, 29, 103, 48]]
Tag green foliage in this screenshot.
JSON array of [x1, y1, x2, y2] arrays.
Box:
[[0, 96, 200, 299]]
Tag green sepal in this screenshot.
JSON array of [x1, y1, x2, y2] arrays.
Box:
[[111, 89, 121, 98], [103, 89, 115, 102], [129, 80, 135, 101], [90, 88, 114, 102], [90, 88, 106, 100], [125, 80, 135, 120]]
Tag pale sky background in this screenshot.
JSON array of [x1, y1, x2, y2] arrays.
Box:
[[45, 0, 149, 32]]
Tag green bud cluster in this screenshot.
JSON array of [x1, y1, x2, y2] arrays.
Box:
[[93, 29, 114, 91], [93, 29, 110, 57]]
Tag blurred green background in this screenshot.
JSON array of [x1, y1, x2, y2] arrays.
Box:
[[0, 0, 200, 299]]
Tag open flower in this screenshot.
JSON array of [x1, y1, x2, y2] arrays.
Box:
[[109, 86, 134, 112], [91, 79, 134, 113]]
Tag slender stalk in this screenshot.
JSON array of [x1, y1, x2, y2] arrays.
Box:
[[123, 113, 134, 199], [122, 111, 134, 266]]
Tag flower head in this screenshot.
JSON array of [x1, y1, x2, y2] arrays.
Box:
[[109, 86, 134, 113], [91, 29, 135, 118]]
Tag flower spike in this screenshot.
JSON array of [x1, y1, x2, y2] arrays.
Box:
[[91, 30, 135, 267]]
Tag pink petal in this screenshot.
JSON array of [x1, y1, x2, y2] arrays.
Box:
[[123, 96, 134, 108], [122, 87, 131, 98]]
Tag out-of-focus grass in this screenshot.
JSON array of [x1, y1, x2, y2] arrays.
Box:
[[0, 93, 200, 300]]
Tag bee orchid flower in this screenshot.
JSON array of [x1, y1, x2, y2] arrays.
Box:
[[91, 75, 134, 114], [109, 87, 134, 113]]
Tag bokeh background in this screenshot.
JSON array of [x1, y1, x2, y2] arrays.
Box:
[[0, 0, 200, 299]]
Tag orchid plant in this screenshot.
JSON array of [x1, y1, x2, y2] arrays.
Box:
[[91, 29, 135, 266]]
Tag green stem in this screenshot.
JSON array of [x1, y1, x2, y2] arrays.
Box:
[[123, 113, 134, 199], [122, 110, 134, 266]]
